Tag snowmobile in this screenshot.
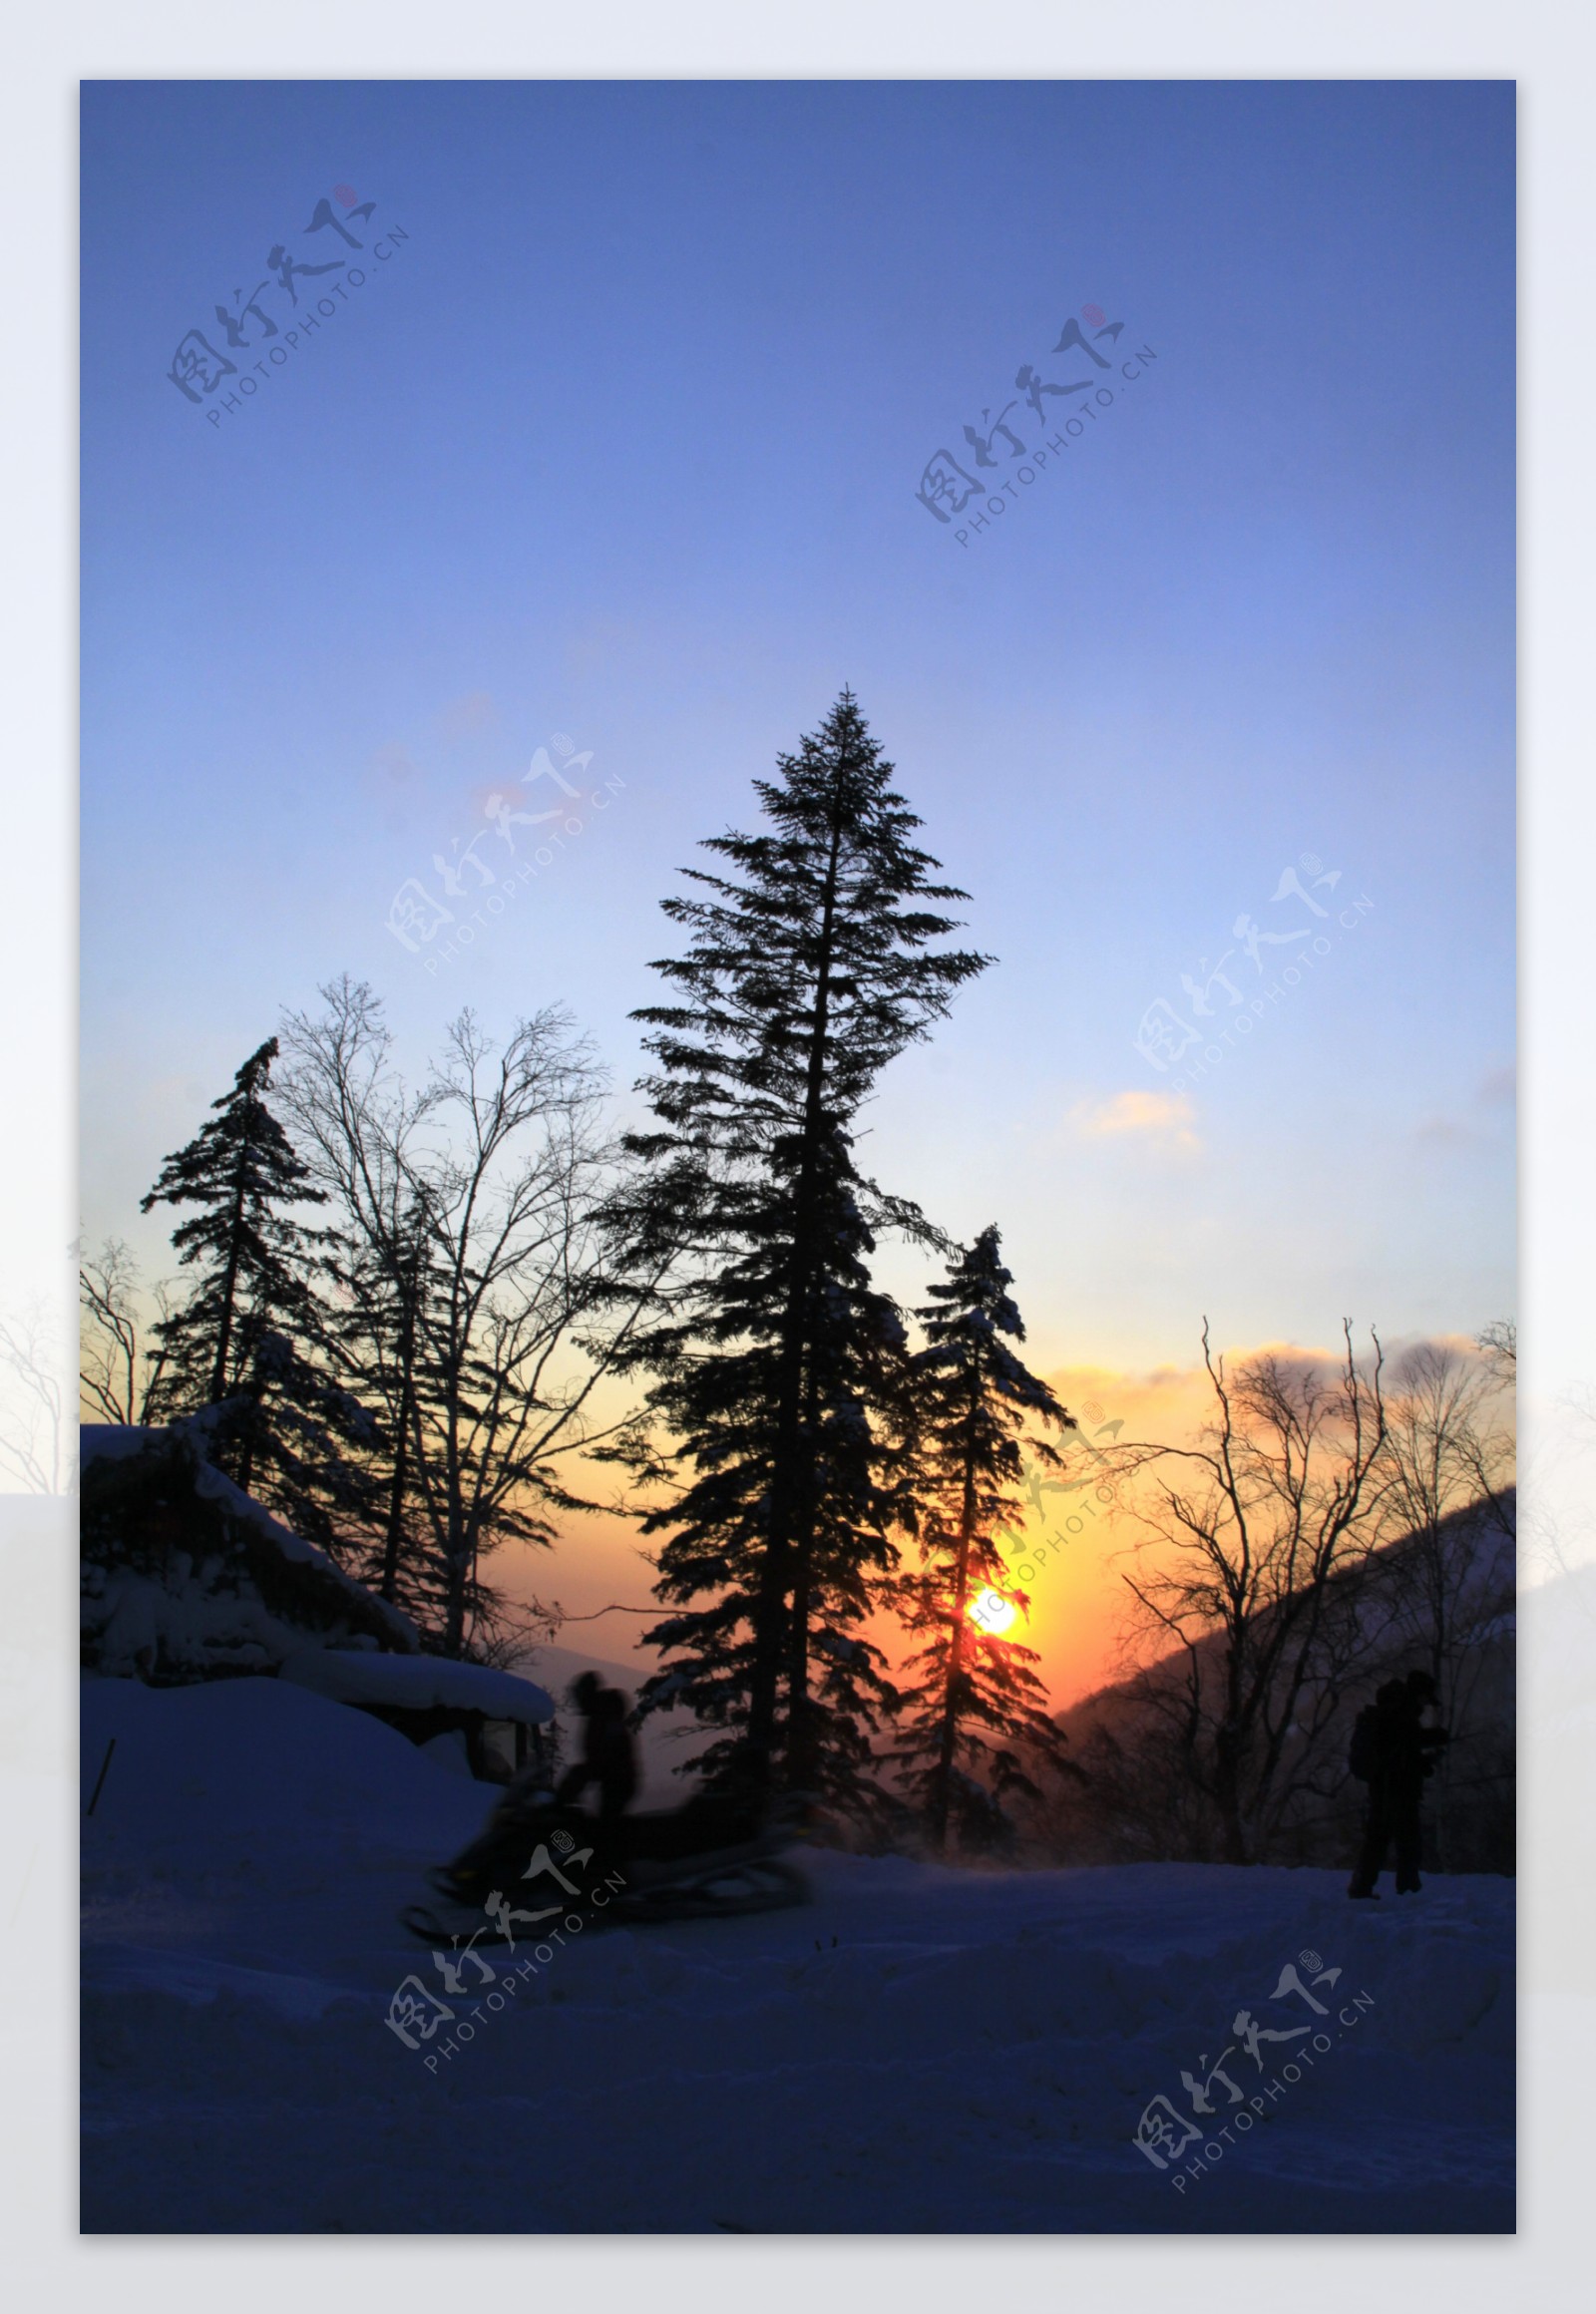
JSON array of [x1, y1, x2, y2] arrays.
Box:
[[401, 1784, 811, 1946]]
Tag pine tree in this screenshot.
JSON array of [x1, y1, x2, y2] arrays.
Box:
[[141, 1037, 371, 1544], [610, 692, 989, 1803], [320, 1201, 434, 1612], [889, 1226, 1076, 1852]]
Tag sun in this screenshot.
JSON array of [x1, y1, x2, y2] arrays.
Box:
[[970, 1588, 1017, 1636]]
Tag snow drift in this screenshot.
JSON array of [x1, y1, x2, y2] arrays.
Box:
[[80, 1672, 1513, 2233], [279, 1649, 555, 1724]]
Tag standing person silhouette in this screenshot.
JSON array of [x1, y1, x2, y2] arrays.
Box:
[[1348, 1671, 1449, 1897], [557, 1672, 638, 1831]]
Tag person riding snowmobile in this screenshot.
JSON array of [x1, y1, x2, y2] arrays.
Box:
[[406, 1675, 812, 1939], [557, 1672, 638, 1828]]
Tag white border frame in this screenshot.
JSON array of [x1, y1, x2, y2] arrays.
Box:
[[7, 6, 1589, 2305]]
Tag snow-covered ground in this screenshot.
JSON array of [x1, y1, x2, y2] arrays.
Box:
[[80, 1673, 1514, 2234]]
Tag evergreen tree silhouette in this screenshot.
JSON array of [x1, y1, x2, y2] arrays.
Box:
[[319, 1197, 438, 1614], [141, 1037, 371, 1544], [609, 692, 988, 1802], [889, 1226, 1076, 1850]]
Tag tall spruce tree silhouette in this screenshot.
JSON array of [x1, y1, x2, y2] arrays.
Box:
[[611, 693, 989, 1802], [141, 1037, 368, 1542], [890, 1226, 1076, 1851]]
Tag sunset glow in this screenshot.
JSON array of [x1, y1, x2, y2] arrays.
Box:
[[970, 1588, 1017, 1636]]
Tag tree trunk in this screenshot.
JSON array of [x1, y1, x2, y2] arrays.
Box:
[[380, 1401, 412, 1602], [747, 798, 846, 1786], [1214, 1726, 1249, 1864], [208, 1125, 255, 1401], [379, 1268, 420, 1601], [931, 1395, 981, 1854], [444, 1523, 468, 1656]]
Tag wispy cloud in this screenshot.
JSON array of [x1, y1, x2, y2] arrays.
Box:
[[1071, 1089, 1200, 1153], [368, 740, 423, 790], [1412, 1059, 1516, 1151], [437, 691, 497, 736], [1414, 1115, 1475, 1150]]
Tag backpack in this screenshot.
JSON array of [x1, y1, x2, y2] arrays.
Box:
[[1348, 1706, 1382, 1782]]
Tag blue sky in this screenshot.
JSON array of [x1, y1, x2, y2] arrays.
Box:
[[81, 79, 1515, 1377]]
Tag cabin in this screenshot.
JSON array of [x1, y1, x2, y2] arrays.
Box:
[[81, 1422, 418, 1679], [80, 1421, 559, 1785]]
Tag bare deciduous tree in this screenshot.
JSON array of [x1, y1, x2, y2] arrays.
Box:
[[78, 1238, 174, 1427], [281, 978, 654, 1656], [1381, 1339, 1514, 1669], [1377, 1337, 1516, 1860], [1116, 1320, 1389, 1863]]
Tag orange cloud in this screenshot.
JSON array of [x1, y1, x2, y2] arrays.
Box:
[[1070, 1089, 1199, 1153]]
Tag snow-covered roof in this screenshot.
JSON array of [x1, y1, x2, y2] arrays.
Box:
[[279, 1649, 556, 1724], [80, 1421, 419, 1660]]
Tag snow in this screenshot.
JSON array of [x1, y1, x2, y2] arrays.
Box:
[[280, 1648, 556, 1723], [80, 1420, 419, 1668], [80, 1671, 1513, 2232], [178, 1420, 415, 1643]]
